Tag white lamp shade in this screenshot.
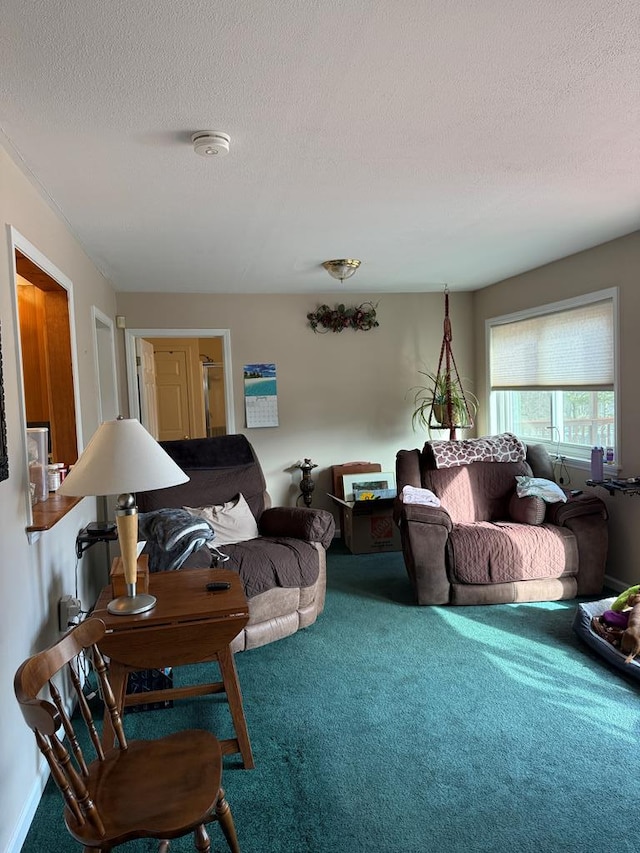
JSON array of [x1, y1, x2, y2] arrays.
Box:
[[58, 418, 189, 497]]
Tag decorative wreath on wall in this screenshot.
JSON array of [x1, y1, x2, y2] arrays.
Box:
[[307, 302, 379, 333]]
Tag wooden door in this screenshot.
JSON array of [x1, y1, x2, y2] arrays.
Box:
[[154, 349, 192, 440], [136, 338, 159, 439]]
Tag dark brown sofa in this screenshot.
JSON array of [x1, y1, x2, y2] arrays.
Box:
[[394, 439, 608, 605], [137, 435, 335, 651]]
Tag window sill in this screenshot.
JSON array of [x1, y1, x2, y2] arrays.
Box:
[[27, 494, 83, 533]]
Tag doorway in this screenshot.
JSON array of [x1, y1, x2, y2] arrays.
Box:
[[91, 307, 119, 423], [124, 328, 235, 437]]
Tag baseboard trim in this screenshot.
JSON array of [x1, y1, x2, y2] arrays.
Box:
[[6, 759, 49, 853]]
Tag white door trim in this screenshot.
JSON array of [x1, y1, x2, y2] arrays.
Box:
[[90, 306, 119, 423], [124, 328, 235, 434]]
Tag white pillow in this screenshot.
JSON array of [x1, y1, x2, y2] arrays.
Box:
[[515, 476, 567, 504], [184, 493, 260, 545]]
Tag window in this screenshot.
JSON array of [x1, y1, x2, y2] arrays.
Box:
[[487, 290, 617, 464]]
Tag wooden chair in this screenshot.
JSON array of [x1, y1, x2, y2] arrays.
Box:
[[14, 618, 241, 852]]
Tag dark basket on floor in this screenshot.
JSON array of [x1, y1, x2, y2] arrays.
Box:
[[125, 667, 174, 713]]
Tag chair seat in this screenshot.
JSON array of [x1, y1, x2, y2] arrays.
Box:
[[449, 521, 578, 584], [66, 730, 222, 846]]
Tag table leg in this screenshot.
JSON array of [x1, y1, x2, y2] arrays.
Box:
[[102, 662, 128, 750], [217, 645, 254, 769]]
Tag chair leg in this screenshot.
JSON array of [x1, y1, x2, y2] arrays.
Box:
[[216, 788, 241, 853], [194, 824, 211, 852], [159, 842, 171, 852]]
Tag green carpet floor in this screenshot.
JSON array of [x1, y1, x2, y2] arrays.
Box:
[[21, 544, 640, 852]]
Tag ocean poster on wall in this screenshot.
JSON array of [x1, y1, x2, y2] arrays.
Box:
[[244, 363, 279, 428]]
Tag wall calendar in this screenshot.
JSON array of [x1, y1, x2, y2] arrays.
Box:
[[244, 362, 279, 428]]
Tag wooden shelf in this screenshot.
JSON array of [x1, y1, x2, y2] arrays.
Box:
[[27, 493, 82, 532]]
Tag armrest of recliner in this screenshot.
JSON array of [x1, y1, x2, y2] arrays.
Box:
[[546, 493, 609, 526], [259, 506, 336, 549], [393, 501, 453, 530], [545, 493, 609, 597], [394, 499, 453, 605]]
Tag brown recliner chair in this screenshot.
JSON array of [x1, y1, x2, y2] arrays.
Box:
[[394, 439, 608, 605], [137, 434, 335, 650]]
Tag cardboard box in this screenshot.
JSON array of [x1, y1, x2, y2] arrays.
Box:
[[110, 553, 150, 597], [330, 462, 382, 542], [329, 495, 401, 554], [331, 462, 381, 494]]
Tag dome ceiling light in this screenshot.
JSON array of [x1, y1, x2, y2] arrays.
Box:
[[322, 259, 361, 282]]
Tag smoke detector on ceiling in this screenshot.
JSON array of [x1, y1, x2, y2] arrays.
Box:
[[191, 131, 231, 157]]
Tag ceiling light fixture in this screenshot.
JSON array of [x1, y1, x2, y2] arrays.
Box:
[[322, 259, 361, 282], [191, 131, 231, 157]]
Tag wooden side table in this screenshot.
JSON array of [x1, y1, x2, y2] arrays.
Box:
[[91, 566, 254, 768]]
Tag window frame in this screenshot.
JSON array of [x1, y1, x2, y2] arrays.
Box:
[[485, 288, 619, 470]]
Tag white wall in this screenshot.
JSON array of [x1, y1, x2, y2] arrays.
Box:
[[0, 145, 119, 853]]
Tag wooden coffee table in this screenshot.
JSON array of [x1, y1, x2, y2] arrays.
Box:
[[91, 567, 254, 768]]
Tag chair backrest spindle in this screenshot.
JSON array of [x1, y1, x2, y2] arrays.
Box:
[[35, 729, 85, 825], [91, 643, 127, 749], [48, 675, 89, 775], [68, 656, 105, 761], [48, 726, 106, 835]]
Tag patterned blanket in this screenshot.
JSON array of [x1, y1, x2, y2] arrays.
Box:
[[428, 432, 526, 469]]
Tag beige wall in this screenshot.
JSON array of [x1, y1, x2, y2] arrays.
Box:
[[0, 146, 119, 852], [473, 230, 640, 587], [115, 291, 477, 513]]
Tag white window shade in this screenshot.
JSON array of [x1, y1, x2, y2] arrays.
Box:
[[490, 300, 614, 390]]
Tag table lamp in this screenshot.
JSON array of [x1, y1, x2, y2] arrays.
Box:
[[58, 417, 189, 615]]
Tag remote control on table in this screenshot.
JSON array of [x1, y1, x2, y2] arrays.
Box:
[[206, 581, 231, 591]]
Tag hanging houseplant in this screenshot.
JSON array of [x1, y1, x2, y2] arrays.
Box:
[[410, 369, 479, 432], [408, 287, 479, 439], [307, 302, 379, 333]]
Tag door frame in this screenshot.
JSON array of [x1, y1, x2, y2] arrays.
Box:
[[91, 306, 119, 423], [124, 328, 235, 434]]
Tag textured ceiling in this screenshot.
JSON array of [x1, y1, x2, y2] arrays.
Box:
[[1, 0, 639, 294]]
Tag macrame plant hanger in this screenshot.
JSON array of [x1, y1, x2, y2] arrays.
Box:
[[428, 285, 475, 440]]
